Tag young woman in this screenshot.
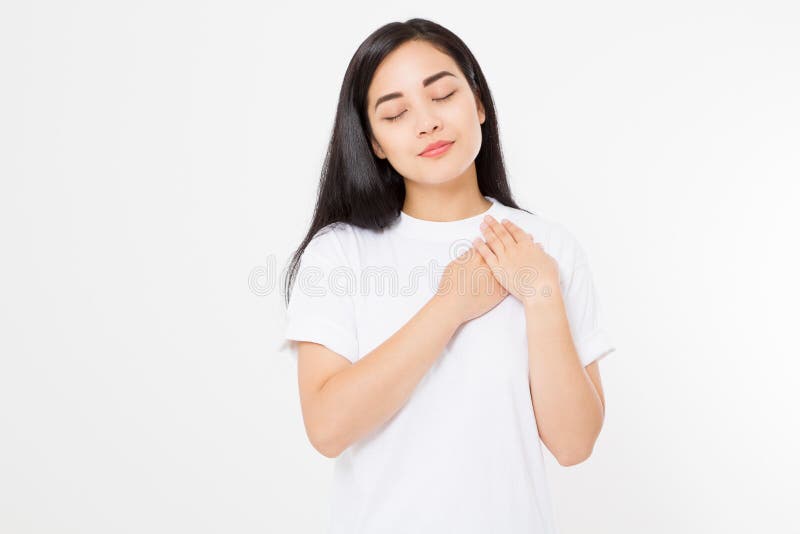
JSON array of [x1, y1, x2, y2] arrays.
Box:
[[281, 18, 615, 534]]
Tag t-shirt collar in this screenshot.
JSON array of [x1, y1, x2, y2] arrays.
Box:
[[392, 195, 502, 242]]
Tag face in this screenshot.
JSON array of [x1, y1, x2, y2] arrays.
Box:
[[366, 40, 486, 185]]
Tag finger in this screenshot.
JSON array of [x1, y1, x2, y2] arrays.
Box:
[[501, 219, 533, 244], [479, 220, 504, 255], [454, 246, 476, 265], [483, 215, 515, 249], [472, 237, 498, 266]]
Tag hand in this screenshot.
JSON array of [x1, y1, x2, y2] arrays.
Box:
[[434, 243, 509, 325], [473, 215, 560, 304]]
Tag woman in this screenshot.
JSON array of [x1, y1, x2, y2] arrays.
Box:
[[281, 18, 615, 534]]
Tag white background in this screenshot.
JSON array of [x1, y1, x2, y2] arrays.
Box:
[[2, 1, 799, 532]]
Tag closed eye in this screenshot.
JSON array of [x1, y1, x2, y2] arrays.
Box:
[[384, 90, 457, 122]]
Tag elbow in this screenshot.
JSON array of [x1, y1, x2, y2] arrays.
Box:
[[307, 421, 347, 459], [303, 394, 355, 458], [307, 428, 342, 458], [301, 398, 343, 458], [541, 430, 598, 467], [313, 440, 342, 459], [556, 445, 594, 467], [308, 437, 341, 459], [555, 422, 604, 467]]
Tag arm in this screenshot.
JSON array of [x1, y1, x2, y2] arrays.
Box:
[[524, 288, 605, 466], [471, 215, 608, 466], [298, 294, 462, 458]]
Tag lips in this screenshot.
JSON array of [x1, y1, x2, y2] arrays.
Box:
[[419, 140, 454, 156]]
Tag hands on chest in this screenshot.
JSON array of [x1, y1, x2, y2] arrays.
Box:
[[435, 215, 561, 326]]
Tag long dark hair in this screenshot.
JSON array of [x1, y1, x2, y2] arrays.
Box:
[[283, 18, 533, 305]]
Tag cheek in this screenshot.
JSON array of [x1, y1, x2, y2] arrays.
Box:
[[372, 125, 395, 152], [372, 133, 408, 163], [464, 104, 485, 135], [456, 99, 481, 124]]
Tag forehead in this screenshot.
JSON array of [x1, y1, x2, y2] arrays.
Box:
[[368, 41, 460, 96]]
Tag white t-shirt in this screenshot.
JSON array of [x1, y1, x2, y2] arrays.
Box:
[[280, 195, 615, 534]]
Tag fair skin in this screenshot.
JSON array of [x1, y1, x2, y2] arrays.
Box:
[[296, 39, 605, 464], [369, 39, 489, 221], [474, 216, 606, 464]]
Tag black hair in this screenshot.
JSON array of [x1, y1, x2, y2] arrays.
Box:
[[283, 18, 533, 305]]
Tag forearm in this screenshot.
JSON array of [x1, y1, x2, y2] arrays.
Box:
[[315, 295, 462, 457], [524, 286, 604, 464]]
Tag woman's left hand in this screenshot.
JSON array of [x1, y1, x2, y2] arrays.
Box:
[[473, 215, 561, 304]]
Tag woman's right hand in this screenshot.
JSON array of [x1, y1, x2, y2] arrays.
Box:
[[434, 243, 509, 325]]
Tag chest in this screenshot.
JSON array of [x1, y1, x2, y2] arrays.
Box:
[[351, 238, 530, 387]]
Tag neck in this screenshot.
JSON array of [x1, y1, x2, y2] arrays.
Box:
[[401, 166, 489, 222]]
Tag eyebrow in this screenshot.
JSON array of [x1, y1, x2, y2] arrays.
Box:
[[373, 70, 457, 112]]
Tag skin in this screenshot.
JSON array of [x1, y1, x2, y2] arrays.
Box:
[[368, 39, 490, 221], [296, 39, 606, 464], [297, 247, 504, 458], [474, 216, 606, 465]]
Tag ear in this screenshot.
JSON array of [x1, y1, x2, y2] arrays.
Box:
[[474, 92, 486, 124], [371, 136, 386, 159]]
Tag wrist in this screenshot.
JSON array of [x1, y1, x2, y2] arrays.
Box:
[[428, 293, 466, 330], [520, 276, 562, 308]]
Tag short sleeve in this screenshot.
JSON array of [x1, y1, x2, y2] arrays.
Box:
[[279, 229, 360, 364], [557, 230, 616, 367]]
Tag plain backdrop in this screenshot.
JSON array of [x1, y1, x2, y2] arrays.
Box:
[[2, 1, 799, 533]]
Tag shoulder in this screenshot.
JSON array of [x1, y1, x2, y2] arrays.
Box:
[[304, 221, 365, 266]]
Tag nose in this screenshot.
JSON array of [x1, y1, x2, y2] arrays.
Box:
[[416, 114, 442, 137]]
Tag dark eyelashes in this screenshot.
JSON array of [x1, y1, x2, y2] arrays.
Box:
[[384, 90, 457, 122]]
